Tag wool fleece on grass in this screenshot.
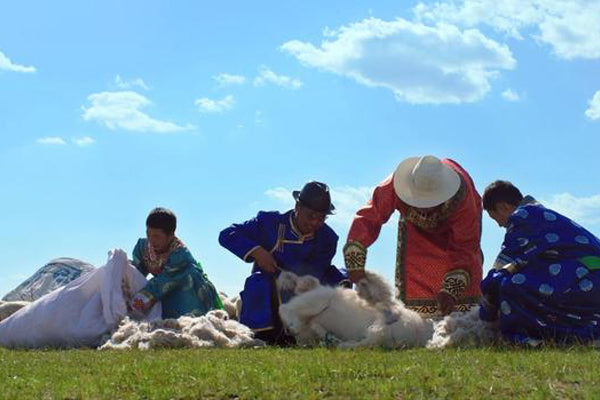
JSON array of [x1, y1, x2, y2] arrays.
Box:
[[99, 310, 264, 350]]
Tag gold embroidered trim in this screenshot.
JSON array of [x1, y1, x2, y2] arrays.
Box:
[[502, 262, 520, 274], [441, 269, 470, 300], [243, 245, 262, 262], [343, 241, 367, 271], [407, 302, 477, 316], [143, 236, 184, 275]]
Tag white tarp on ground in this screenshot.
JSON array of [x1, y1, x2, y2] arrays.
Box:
[[2, 258, 95, 302], [0, 249, 161, 349]]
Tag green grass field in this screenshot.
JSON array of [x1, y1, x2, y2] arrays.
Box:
[[1, 347, 600, 399]]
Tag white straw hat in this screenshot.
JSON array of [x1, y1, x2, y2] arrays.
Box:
[[393, 155, 461, 208]]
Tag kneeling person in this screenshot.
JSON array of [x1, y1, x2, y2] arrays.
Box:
[[219, 181, 349, 344], [131, 207, 223, 319], [480, 181, 600, 344]]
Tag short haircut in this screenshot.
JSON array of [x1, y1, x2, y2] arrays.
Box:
[[482, 180, 523, 211], [146, 207, 177, 235]]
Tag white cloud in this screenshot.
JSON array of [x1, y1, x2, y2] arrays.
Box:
[[73, 136, 95, 147], [544, 193, 600, 225], [253, 67, 303, 89], [82, 91, 192, 133], [37, 137, 66, 145], [115, 75, 150, 90], [501, 88, 520, 102], [265, 185, 374, 229], [281, 17, 515, 104], [213, 73, 246, 86], [585, 91, 600, 121], [265, 187, 295, 206], [0, 50, 36, 73], [195, 95, 235, 113], [414, 0, 600, 60]]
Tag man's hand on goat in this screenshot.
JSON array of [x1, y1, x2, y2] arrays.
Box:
[[249, 246, 279, 273], [436, 291, 456, 316]]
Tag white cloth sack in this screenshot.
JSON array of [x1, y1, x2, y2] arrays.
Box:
[[0, 249, 161, 349]]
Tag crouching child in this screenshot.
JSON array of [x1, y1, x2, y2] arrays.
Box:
[[131, 207, 223, 319]]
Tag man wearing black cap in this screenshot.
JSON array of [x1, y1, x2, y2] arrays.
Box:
[[219, 181, 349, 344]]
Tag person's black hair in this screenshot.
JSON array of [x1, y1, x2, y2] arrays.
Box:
[[482, 180, 523, 211], [146, 207, 177, 235]]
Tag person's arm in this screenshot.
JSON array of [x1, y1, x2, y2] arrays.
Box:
[[313, 230, 344, 286], [219, 212, 268, 262], [131, 239, 149, 277], [218, 211, 279, 273], [492, 206, 549, 271], [343, 176, 398, 282], [478, 269, 508, 321], [132, 248, 193, 310]]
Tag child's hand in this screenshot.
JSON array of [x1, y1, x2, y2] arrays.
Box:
[[131, 291, 154, 311]]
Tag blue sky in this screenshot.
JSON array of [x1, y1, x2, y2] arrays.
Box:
[[1, 0, 599, 298]]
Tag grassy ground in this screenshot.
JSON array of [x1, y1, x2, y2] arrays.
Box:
[[1, 346, 600, 399]]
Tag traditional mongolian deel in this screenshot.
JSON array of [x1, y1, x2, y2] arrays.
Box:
[[219, 210, 347, 331], [479, 196, 600, 344], [345, 159, 483, 315], [132, 238, 222, 319]]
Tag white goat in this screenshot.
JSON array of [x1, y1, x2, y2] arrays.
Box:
[[278, 271, 497, 349]]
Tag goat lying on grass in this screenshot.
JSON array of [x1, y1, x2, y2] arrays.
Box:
[[278, 271, 499, 348]]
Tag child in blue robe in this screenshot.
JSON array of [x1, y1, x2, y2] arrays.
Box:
[[480, 181, 600, 345]]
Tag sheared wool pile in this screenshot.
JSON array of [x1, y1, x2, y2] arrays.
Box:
[[99, 309, 264, 350], [427, 307, 500, 349]]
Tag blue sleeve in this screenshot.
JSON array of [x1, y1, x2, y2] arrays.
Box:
[[132, 238, 148, 277], [218, 211, 270, 262], [493, 206, 549, 269], [315, 228, 342, 285], [139, 247, 196, 301], [479, 269, 507, 322]]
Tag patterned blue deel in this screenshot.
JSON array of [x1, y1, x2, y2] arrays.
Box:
[[480, 196, 600, 344], [219, 209, 348, 331]]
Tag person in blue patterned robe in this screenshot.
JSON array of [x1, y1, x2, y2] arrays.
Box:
[[219, 181, 349, 344], [480, 181, 600, 345], [131, 208, 222, 319]]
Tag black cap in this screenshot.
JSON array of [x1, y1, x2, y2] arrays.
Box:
[[292, 181, 335, 215]]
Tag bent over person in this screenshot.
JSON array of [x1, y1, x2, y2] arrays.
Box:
[[344, 155, 483, 316], [131, 207, 223, 319], [219, 181, 349, 345], [479, 181, 600, 345]]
